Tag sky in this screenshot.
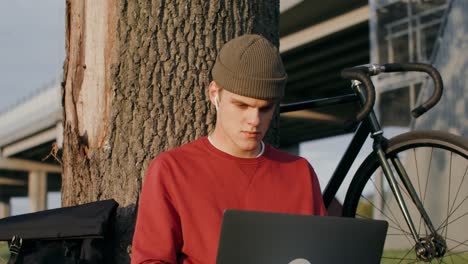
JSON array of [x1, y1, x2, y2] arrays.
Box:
[[0, 0, 65, 113]]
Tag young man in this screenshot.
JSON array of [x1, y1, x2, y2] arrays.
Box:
[[131, 34, 326, 264]]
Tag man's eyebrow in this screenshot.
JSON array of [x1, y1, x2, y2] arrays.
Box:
[[230, 98, 248, 105], [230, 98, 276, 108]]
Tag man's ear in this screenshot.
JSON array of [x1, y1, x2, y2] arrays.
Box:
[[208, 81, 220, 107]]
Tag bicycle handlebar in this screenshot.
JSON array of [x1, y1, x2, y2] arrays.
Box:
[[340, 68, 376, 126], [341, 62, 444, 126], [381, 63, 443, 118]]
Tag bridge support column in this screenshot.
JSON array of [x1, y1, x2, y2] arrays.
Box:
[[29, 171, 47, 212], [0, 196, 10, 218]]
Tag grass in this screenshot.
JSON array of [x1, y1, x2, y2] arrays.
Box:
[[0, 242, 9, 264], [381, 249, 468, 263], [356, 200, 373, 219]]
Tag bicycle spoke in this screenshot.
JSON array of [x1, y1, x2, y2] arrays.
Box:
[[397, 246, 416, 263], [448, 254, 455, 264], [369, 167, 422, 240], [359, 193, 410, 238], [448, 258, 456, 264], [450, 165, 468, 211], [445, 237, 468, 252], [355, 212, 413, 245], [399, 259, 417, 264], [420, 148, 433, 239], [444, 249, 468, 257], [447, 165, 468, 223], [393, 167, 414, 207], [444, 152, 453, 244], [438, 212, 468, 238], [437, 183, 468, 233], [434, 238, 468, 264], [368, 175, 390, 208], [366, 176, 408, 230], [344, 132, 468, 263], [355, 208, 411, 238], [437, 195, 468, 232], [401, 248, 418, 263], [415, 147, 433, 239], [443, 250, 468, 263], [413, 149, 423, 203], [381, 256, 417, 261], [421, 148, 433, 206], [386, 233, 413, 237], [414, 148, 427, 243], [382, 246, 417, 262]]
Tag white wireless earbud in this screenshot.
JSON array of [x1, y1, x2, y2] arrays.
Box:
[[214, 94, 219, 110]]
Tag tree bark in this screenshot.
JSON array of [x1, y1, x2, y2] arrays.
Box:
[[62, 0, 280, 262]]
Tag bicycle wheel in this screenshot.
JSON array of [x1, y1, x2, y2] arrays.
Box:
[[343, 130, 468, 263]]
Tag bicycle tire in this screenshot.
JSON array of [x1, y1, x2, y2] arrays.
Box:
[[342, 130, 468, 263]]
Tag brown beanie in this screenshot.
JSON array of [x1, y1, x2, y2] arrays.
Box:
[[211, 34, 287, 100]]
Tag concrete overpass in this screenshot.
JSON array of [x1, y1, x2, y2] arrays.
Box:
[[0, 83, 62, 217], [279, 0, 369, 146]]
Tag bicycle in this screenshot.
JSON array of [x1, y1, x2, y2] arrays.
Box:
[[280, 62, 468, 263]]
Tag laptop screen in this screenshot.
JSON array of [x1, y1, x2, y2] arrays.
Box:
[[216, 210, 388, 264]]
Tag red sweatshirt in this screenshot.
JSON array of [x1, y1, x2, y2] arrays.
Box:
[[131, 137, 326, 264]]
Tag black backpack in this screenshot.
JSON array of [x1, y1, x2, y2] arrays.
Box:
[[0, 199, 118, 264]]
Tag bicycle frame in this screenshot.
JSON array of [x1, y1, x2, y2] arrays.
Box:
[[351, 81, 438, 243], [322, 119, 369, 208], [280, 62, 448, 261], [280, 82, 439, 251]]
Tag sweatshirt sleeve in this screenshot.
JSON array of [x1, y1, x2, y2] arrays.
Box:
[[131, 157, 182, 264]]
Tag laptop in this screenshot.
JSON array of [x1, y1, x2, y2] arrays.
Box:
[[216, 210, 388, 264]]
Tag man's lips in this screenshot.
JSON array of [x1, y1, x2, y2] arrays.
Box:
[[242, 131, 261, 137]]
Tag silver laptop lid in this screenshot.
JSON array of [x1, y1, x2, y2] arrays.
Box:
[[216, 210, 388, 264]]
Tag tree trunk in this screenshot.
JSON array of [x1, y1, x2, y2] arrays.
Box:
[[62, 0, 280, 262]]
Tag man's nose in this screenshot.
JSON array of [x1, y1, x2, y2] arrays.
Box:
[[247, 109, 261, 126]]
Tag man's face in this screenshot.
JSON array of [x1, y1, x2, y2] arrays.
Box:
[[209, 82, 277, 157]]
